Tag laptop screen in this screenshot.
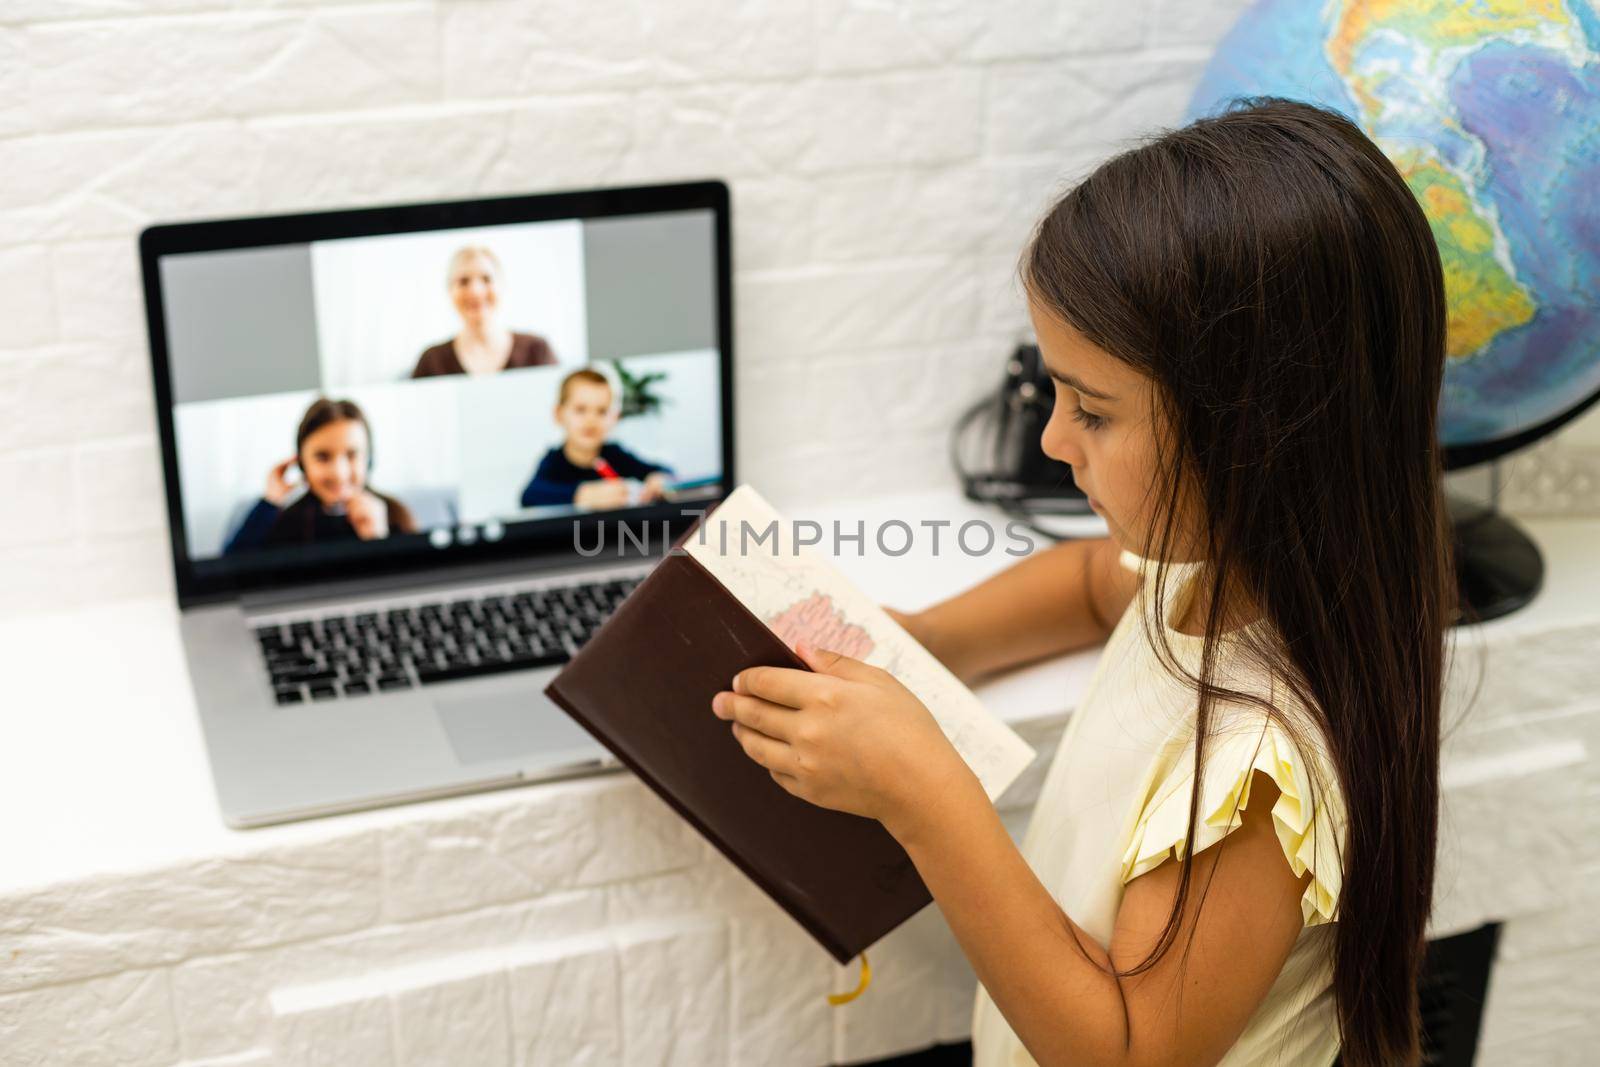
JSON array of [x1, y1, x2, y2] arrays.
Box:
[[141, 183, 732, 604]]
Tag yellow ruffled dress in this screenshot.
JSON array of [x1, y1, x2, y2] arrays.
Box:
[[970, 550, 1348, 1067]]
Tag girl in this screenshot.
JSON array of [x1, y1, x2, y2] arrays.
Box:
[[227, 398, 419, 551], [710, 97, 1449, 1067]]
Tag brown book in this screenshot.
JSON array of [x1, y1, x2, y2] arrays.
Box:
[[544, 485, 1034, 964]]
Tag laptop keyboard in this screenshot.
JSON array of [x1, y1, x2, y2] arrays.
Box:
[[254, 574, 645, 705]]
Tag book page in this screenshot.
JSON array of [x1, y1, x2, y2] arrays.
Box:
[[682, 484, 1036, 802]]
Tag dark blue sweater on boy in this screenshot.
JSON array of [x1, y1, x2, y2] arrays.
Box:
[[520, 443, 673, 507]]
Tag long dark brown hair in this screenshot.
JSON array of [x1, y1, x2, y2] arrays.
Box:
[[1023, 97, 1451, 1065]]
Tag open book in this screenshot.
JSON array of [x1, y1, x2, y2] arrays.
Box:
[[544, 484, 1036, 965]]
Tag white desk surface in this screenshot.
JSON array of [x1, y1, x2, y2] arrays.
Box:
[[3, 484, 1596, 898]]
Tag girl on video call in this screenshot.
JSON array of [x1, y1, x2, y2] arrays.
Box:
[[224, 398, 418, 553], [710, 98, 1451, 1067], [410, 245, 560, 378]]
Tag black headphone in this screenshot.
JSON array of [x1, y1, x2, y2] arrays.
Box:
[[951, 342, 1092, 541]]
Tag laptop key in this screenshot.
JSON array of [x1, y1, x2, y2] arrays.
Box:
[[309, 684, 339, 701]]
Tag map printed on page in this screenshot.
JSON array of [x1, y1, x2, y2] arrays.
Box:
[[680, 484, 1037, 802]]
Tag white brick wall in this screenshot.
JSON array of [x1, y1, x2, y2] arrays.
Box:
[[3, 0, 1595, 617], [0, 765, 986, 1067], [0, 0, 1238, 618], [4, 3, 1598, 1065]]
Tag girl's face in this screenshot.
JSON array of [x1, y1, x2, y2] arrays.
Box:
[[449, 252, 500, 325], [1028, 296, 1201, 560], [555, 381, 616, 447], [298, 418, 369, 508]]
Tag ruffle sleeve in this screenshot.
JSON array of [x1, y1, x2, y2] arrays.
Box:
[[1118, 712, 1348, 926]]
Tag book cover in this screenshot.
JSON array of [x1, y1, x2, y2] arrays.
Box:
[[544, 485, 1036, 964]]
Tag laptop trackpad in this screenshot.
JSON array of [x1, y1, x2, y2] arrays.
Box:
[[435, 687, 601, 766]]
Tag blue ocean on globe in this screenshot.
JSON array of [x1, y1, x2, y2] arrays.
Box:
[[1186, 0, 1600, 449]]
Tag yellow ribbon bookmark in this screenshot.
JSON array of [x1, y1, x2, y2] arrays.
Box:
[[827, 951, 872, 1005]]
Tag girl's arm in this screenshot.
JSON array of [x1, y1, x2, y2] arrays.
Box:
[[716, 642, 1313, 1066], [900, 536, 1139, 683], [892, 766, 1313, 1067]]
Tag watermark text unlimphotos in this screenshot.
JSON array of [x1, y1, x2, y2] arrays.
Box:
[[572, 511, 1038, 558]]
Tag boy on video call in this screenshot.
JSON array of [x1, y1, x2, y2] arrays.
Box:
[[520, 367, 674, 510]]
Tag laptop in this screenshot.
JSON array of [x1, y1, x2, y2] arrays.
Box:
[[138, 180, 734, 828]]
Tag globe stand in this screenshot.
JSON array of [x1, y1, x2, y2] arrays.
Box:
[[1447, 493, 1543, 626]]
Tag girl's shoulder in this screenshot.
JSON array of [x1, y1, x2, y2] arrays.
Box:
[[1111, 547, 1210, 644], [1123, 666, 1348, 927]]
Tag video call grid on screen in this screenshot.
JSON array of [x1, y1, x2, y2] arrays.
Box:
[[153, 204, 726, 574]]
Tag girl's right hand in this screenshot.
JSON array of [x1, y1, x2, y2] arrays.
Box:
[[347, 491, 390, 540], [264, 455, 298, 506]]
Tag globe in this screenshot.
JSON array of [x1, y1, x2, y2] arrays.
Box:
[[1187, 0, 1600, 468], [1181, 0, 1600, 621]]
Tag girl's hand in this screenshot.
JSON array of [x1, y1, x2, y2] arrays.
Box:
[[710, 640, 974, 841], [264, 456, 298, 506], [347, 491, 389, 540]]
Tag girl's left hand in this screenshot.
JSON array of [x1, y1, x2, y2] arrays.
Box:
[[711, 640, 973, 840]]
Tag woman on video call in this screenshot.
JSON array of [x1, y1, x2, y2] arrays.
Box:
[[410, 245, 560, 377], [223, 398, 418, 552]]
